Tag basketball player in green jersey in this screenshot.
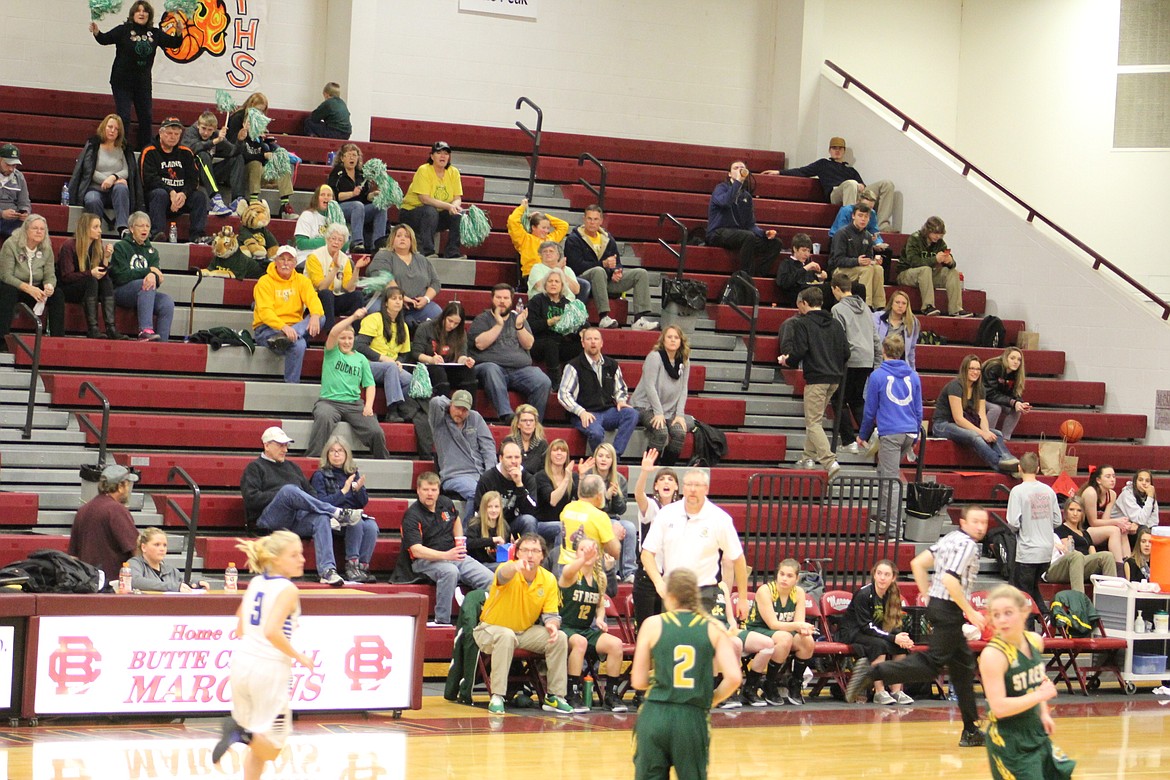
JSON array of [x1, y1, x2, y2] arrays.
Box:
[[631, 568, 741, 780], [979, 585, 1076, 780]]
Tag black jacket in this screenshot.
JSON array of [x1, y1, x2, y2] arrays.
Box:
[[564, 227, 621, 278], [69, 136, 144, 213], [473, 466, 538, 525], [828, 223, 875, 273], [240, 457, 313, 529], [783, 309, 849, 385], [93, 22, 183, 85], [774, 256, 820, 306], [139, 138, 198, 196], [565, 352, 621, 412], [981, 360, 1021, 409]]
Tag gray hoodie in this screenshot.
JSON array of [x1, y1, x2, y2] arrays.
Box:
[[832, 294, 881, 368], [428, 395, 497, 483]]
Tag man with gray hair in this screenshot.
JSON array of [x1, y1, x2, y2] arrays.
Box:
[[68, 464, 140, 585], [559, 473, 622, 567], [564, 205, 657, 330]]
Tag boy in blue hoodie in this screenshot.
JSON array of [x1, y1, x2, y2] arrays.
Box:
[[858, 334, 923, 525]]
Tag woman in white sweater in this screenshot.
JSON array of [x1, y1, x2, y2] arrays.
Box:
[[631, 325, 691, 466], [1112, 469, 1159, 538]]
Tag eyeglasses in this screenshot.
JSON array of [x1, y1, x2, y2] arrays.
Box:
[[517, 547, 543, 556]]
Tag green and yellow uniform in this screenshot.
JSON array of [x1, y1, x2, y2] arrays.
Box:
[[634, 610, 714, 780], [984, 632, 1076, 780], [560, 574, 604, 649], [738, 582, 799, 643], [708, 588, 732, 631]]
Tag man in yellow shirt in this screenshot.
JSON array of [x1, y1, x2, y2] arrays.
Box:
[[559, 474, 621, 566], [473, 533, 574, 715], [251, 246, 324, 383], [507, 197, 569, 279]]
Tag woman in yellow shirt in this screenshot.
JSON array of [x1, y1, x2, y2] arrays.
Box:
[[399, 141, 465, 258], [355, 286, 414, 422], [507, 197, 569, 280], [304, 222, 368, 332]]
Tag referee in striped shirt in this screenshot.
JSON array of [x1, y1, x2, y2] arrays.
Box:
[[846, 504, 990, 748]]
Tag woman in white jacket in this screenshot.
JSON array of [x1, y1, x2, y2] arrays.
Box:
[[1112, 469, 1158, 539]]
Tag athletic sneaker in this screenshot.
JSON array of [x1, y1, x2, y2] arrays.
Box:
[[488, 695, 506, 714], [211, 716, 250, 764], [334, 508, 366, 527], [566, 692, 589, 713], [280, 203, 295, 219], [793, 458, 816, 470], [841, 441, 861, 455], [603, 691, 628, 713], [958, 728, 986, 747], [137, 329, 160, 341], [785, 678, 805, 706], [267, 335, 292, 354], [741, 686, 766, 707], [827, 461, 842, 481], [893, 690, 915, 705], [228, 197, 247, 214], [717, 693, 742, 709], [598, 315, 620, 329], [631, 316, 660, 331], [319, 568, 344, 586], [873, 689, 896, 705], [762, 683, 785, 707], [541, 694, 574, 714], [951, 309, 975, 318], [209, 194, 234, 217], [844, 658, 874, 703], [920, 305, 941, 317]]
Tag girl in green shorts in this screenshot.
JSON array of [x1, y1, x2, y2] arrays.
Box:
[[738, 558, 816, 706], [560, 539, 628, 712]]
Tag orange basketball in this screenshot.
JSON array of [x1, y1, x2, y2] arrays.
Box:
[[1059, 419, 1084, 444]]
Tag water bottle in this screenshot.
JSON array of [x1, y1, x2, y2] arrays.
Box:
[[327, 150, 336, 166], [224, 561, 238, 592], [61, 181, 70, 206], [169, 222, 178, 243], [583, 675, 594, 708], [119, 561, 132, 594]]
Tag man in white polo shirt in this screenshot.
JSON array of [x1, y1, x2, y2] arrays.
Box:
[[639, 468, 750, 621]]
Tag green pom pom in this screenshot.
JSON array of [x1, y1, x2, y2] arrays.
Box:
[[89, 0, 124, 21], [164, 0, 199, 16], [262, 147, 292, 181], [325, 200, 345, 226], [459, 205, 492, 248], [215, 89, 238, 114], [246, 107, 271, 141], [362, 158, 403, 210], [357, 270, 395, 293]]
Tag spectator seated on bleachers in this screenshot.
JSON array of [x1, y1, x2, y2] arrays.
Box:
[[412, 301, 477, 398], [828, 189, 888, 253], [774, 232, 826, 308], [557, 326, 639, 456], [508, 198, 568, 282], [68, 115, 143, 237], [0, 214, 65, 339], [67, 463, 140, 588], [1047, 507, 1117, 594], [767, 135, 897, 233], [309, 435, 379, 583], [509, 404, 548, 476], [303, 82, 352, 140], [366, 224, 442, 326], [474, 439, 546, 549], [55, 212, 124, 340], [1113, 469, 1159, 535], [527, 241, 587, 305], [466, 491, 509, 570], [896, 216, 971, 318], [327, 143, 387, 254], [402, 471, 493, 626], [564, 204, 657, 331], [354, 286, 414, 423], [631, 324, 692, 467], [179, 111, 235, 218], [225, 92, 295, 218], [130, 527, 211, 592], [705, 161, 782, 277], [240, 426, 369, 586], [468, 284, 552, 423], [828, 204, 886, 310], [140, 117, 210, 244], [108, 211, 174, 341], [429, 391, 497, 518], [304, 308, 389, 460], [534, 438, 578, 527], [251, 246, 324, 383], [578, 445, 635, 582], [304, 222, 367, 332], [931, 354, 1019, 473], [294, 184, 345, 266], [981, 346, 1030, 440], [528, 269, 585, 385], [0, 143, 31, 243], [399, 141, 465, 259]]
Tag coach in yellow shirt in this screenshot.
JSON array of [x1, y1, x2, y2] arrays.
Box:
[[559, 474, 621, 566], [473, 533, 574, 714]]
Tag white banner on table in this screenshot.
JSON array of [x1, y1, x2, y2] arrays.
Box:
[[154, 0, 270, 92], [33, 614, 415, 715], [459, 0, 539, 21], [0, 625, 13, 709]]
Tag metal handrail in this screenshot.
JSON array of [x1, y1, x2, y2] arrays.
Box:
[[656, 213, 689, 278], [515, 97, 543, 203], [724, 274, 760, 391], [188, 271, 207, 337], [824, 59, 1170, 320], [165, 466, 201, 585], [576, 153, 608, 211], [11, 303, 43, 440], [77, 382, 111, 467]]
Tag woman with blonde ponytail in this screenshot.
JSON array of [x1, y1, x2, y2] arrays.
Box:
[[558, 539, 627, 713]]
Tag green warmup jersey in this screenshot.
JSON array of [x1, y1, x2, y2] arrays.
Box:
[[743, 582, 798, 633], [648, 610, 715, 708], [985, 632, 1076, 780], [708, 590, 731, 630], [559, 575, 603, 630]]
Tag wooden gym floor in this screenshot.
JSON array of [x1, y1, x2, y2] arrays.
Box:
[[1, 693, 1168, 778]]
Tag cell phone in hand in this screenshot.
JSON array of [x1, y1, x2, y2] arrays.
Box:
[[514, 297, 525, 312]]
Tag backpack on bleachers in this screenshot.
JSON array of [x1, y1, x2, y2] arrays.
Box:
[[0, 550, 106, 593], [719, 271, 755, 308], [982, 525, 1017, 581], [688, 419, 727, 467], [975, 315, 1006, 348]]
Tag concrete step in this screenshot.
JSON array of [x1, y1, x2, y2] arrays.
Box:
[[35, 508, 163, 529], [483, 179, 561, 199], [0, 467, 92, 485], [480, 191, 571, 210], [32, 490, 147, 512], [0, 372, 40, 392], [0, 389, 42, 404], [0, 409, 72, 429], [0, 428, 87, 445], [0, 445, 94, 468]]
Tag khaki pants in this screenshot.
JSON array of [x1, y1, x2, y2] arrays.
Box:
[[896, 265, 963, 313], [579, 265, 652, 316], [245, 160, 294, 198], [831, 179, 896, 231], [473, 622, 568, 697], [835, 265, 886, 308], [803, 382, 839, 468], [1046, 551, 1116, 593]]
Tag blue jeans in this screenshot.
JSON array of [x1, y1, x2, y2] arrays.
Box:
[[339, 199, 387, 249], [399, 204, 463, 256], [934, 420, 1013, 469], [256, 484, 340, 574], [113, 278, 173, 339], [411, 556, 494, 623], [254, 316, 311, 383], [615, 518, 637, 578], [344, 517, 379, 564], [473, 363, 551, 421], [511, 514, 563, 569], [83, 184, 131, 232], [370, 361, 413, 406], [572, 405, 640, 456], [441, 473, 479, 520], [404, 300, 442, 327]]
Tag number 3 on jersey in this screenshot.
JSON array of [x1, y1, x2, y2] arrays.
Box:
[[673, 644, 696, 689], [249, 592, 265, 626]]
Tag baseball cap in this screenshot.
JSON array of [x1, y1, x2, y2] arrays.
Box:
[[261, 426, 294, 444], [274, 245, 298, 260], [160, 117, 184, 129], [0, 144, 21, 165], [101, 464, 139, 483], [450, 389, 473, 410], [431, 141, 452, 153], [860, 188, 878, 202], [829, 136, 847, 148]]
